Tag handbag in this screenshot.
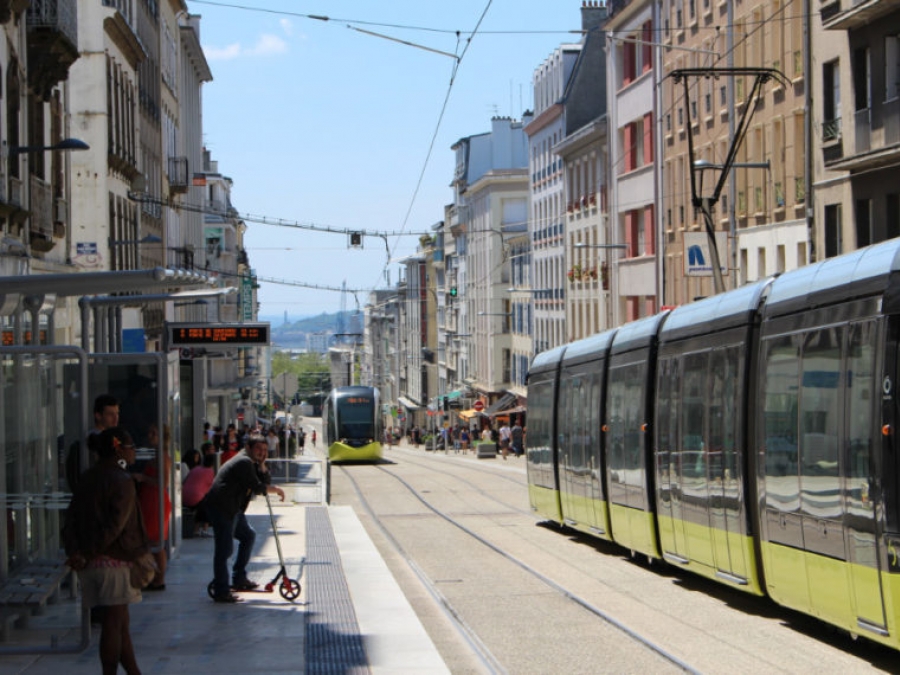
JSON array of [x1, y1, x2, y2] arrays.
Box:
[[129, 552, 158, 589]]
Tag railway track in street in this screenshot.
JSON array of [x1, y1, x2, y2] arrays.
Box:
[[330, 448, 899, 674], [335, 460, 694, 675]]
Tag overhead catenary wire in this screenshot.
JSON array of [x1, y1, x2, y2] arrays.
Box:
[[192, 0, 804, 311]]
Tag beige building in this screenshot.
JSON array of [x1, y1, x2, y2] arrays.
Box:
[[659, 0, 809, 304], [813, 0, 900, 257]]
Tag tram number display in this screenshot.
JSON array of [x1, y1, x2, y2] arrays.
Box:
[[167, 322, 270, 347], [345, 397, 372, 405]]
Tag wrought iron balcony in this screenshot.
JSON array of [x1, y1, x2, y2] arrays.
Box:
[[0, 0, 29, 24], [27, 0, 79, 99], [168, 156, 189, 194]]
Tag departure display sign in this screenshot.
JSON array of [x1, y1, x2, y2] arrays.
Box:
[[167, 322, 270, 348]]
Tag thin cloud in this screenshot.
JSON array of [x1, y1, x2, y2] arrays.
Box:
[[279, 18, 293, 36], [204, 33, 288, 61]]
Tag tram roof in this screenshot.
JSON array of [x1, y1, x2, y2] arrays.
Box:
[[561, 328, 617, 366], [610, 310, 670, 355], [659, 279, 771, 343], [763, 238, 900, 318], [529, 343, 566, 375]]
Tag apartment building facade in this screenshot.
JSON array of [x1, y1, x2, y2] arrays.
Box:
[[606, 0, 661, 322], [815, 0, 900, 257]]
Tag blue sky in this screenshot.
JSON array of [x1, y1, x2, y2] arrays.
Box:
[[193, 0, 586, 321]]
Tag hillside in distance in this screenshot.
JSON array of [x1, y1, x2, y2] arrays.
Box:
[[270, 310, 361, 347]]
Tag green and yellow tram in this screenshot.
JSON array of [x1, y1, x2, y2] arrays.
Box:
[[322, 385, 383, 462], [527, 237, 900, 650]]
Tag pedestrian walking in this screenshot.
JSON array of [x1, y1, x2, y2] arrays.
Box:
[[511, 418, 525, 457], [499, 421, 512, 460], [63, 427, 153, 675]]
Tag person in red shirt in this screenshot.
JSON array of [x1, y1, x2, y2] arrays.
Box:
[[183, 448, 216, 537], [220, 424, 240, 464], [138, 424, 172, 590]]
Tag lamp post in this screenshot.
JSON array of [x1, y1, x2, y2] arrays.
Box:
[[4, 137, 90, 156]]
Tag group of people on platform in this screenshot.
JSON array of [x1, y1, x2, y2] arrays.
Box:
[[400, 418, 526, 459], [63, 395, 301, 674], [201, 419, 315, 464]]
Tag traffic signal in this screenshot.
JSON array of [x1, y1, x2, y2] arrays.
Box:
[[449, 287, 457, 297], [442, 396, 449, 411]]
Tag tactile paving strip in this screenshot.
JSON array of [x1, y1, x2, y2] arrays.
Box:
[[305, 506, 370, 674]]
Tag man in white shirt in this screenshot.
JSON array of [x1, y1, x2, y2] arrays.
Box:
[[499, 422, 512, 460]]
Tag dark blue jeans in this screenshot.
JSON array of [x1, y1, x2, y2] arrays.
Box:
[[207, 507, 256, 597]]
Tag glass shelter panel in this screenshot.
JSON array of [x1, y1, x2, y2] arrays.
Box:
[[0, 348, 89, 654]]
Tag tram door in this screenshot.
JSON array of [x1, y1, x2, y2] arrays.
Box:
[[845, 321, 887, 630], [707, 347, 749, 581], [559, 372, 590, 528]]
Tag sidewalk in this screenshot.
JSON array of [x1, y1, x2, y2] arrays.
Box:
[[9, 495, 448, 674]]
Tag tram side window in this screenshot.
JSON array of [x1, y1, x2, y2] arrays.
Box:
[[847, 321, 876, 506], [681, 352, 708, 478], [762, 335, 800, 483], [571, 376, 587, 475], [709, 347, 741, 481], [656, 357, 678, 505], [800, 328, 842, 474], [608, 362, 647, 474], [527, 374, 554, 487], [799, 327, 843, 519]]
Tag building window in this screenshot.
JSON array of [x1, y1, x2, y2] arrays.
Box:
[[853, 48, 871, 112], [888, 194, 900, 241], [886, 35, 900, 101], [824, 203, 842, 258], [855, 198, 872, 247], [823, 60, 841, 142]]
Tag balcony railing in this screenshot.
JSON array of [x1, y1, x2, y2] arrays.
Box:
[[822, 116, 842, 143], [27, 0, 77, 46], [26, 0, 79, 99], [168, 156, 189, 194]]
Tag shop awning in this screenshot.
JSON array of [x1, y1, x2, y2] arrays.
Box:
[[485, 392, 517, 416], [398, 396, 422, 410], [493, 405, 527, 417], [457, 409, 488, 421]]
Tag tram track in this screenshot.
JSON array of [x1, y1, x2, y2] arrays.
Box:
[[336, 461, 701, 674], [385, 446, 536, 518]]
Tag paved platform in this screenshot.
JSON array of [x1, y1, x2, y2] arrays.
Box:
[[7, 497, 448, 675]]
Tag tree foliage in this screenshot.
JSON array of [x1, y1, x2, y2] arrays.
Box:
[[271, 351, 331, 401]]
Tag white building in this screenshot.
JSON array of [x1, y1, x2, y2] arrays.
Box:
[[526, 43, 581, 354]]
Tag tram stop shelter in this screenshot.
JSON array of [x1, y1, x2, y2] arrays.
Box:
[[0, 267, 218, 656]]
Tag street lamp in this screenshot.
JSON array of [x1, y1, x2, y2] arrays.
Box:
[[5, 137, 90, 156], [108, 234, 162, 246]]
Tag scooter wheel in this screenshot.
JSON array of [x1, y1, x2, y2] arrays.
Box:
[[207, 581, 215, 599], [279, 578, 301, 601]]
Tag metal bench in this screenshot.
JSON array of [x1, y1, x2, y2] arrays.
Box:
[[0, 560, 72, 630]]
